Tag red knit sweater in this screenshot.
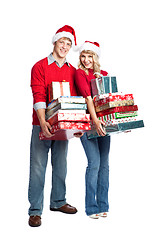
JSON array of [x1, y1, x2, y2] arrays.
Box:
[[31, 57, 77, 125]]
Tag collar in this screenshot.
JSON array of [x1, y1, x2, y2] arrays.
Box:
[[47, 53, 70, 67]]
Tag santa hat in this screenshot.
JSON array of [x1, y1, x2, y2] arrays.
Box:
[[52, 25, 77, 50], [79, 41, 101, 57]]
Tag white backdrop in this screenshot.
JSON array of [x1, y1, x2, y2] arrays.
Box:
[[1, 0, 160, 239]]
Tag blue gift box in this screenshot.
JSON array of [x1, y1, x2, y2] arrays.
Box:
[[87, 120, 144, 139], [91, 76, 118, 97]]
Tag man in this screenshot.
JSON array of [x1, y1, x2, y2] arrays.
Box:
[[28, 25, 78, 227]]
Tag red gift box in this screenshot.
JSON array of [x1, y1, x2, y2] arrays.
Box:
[[93, 93, 133, 104], [94, 93, 134, 107], [50, 121, 91, 133], [39, 121, 91, 140], [97, 105, 138, 117]]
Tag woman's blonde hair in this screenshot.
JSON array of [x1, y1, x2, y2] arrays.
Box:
[[78, 50, 101, 78]]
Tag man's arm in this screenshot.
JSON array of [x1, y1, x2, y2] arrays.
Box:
[[36, 108, 53, 138]]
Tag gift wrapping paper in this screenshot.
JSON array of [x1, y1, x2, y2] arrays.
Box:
[[47, 113, 90, 126], [95, 99, 134, 112], [48, 81, 71, 102], [96, 105, 138, 117], [94, 93, 134, 107]]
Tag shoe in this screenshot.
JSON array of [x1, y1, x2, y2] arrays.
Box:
[[89, 214, 99, 219], [99, 212, 107, 217], [50, 204, 77, 214], [29, 215, 41, 227]]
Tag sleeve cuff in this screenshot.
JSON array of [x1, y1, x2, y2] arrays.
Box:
[[33, 102, 46, 111]]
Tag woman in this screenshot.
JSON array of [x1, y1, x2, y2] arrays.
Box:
[[75, 41, 111, 219]]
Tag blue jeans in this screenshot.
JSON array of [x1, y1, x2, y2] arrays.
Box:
[[80, 133, 110, 216], [28, 126, 68, 216]]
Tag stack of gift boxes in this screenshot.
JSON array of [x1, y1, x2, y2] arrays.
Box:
[[39, 81, 91, 140], [87, 76, 144, 139]]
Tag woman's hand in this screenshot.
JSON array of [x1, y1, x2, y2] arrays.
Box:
[[85, 96, 106, 137], [94, 119, 106, 136]]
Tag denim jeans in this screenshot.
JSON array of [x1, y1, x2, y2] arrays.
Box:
[[80, 133, 110, 216], [28, 126, 68, 216]]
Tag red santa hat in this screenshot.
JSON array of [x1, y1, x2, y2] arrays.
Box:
[[52, 25, 77, 50], [79, 41, 101, 57]]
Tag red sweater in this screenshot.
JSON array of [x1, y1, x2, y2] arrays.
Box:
[[31, 57, 77, 125], [75, 68, 108, 98]]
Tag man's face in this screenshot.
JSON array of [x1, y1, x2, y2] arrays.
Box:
[[54, 37, 72, 59]]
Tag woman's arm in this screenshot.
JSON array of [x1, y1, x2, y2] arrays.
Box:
[[86, 96, 106, 136]]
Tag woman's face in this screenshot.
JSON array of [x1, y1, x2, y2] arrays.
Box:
[[80, 52, 94, 69]]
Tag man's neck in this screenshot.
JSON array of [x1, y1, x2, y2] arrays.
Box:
[[52, 52, 66, 67]]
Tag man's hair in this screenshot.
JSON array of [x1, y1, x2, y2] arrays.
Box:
[[54, 37, 72, 46]]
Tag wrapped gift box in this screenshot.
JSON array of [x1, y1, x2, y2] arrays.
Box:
[[106, 120, 144, 133], [95, 99, 134, 112], [113, 111, 138, 119], [98, 116, 137, 126], [48, 81, 70, 102], [91, 76, 118, 97], [46, 102, 87, 119], [47, 113, 90, 126], [87, 120, 144, 139], [47, 96, 86, 112], [39, 121, 91, 140], [39, 129, 85, 141], [97, 105, 138, 117], [99, 111, 138, 122], [50, 121, 91, 132], [94, 93, 134, 107]]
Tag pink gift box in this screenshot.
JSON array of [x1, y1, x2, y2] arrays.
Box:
[[47, 113, 90, 126]]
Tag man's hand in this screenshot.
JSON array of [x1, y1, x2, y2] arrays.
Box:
[[74, 132, 84, 138], [36, 108, 54, 138], [40, 120, 53, 138]]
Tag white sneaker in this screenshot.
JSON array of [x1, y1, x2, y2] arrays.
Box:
[[98, 212, 107, 217], [89, 214, 99, 219]]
